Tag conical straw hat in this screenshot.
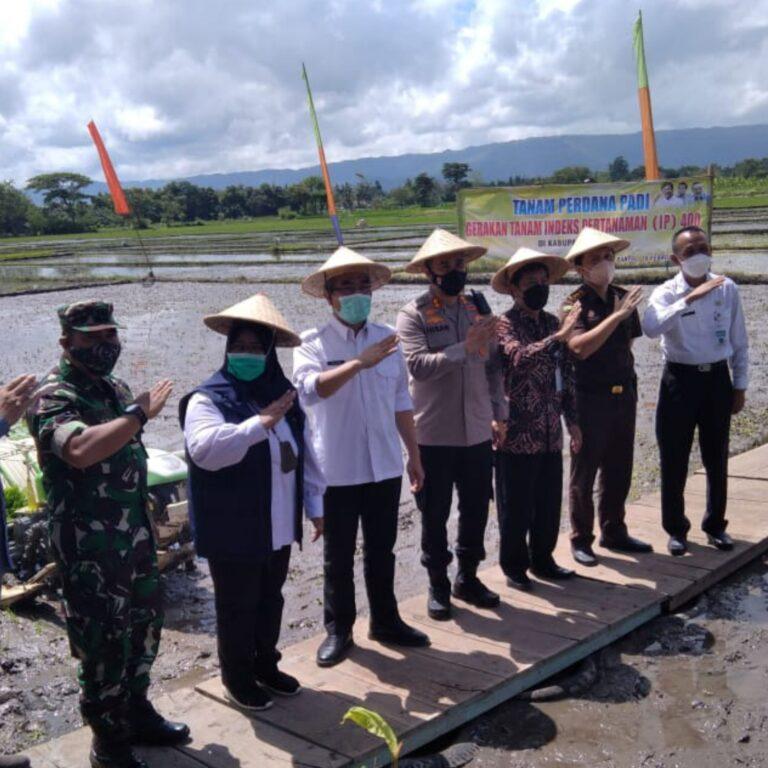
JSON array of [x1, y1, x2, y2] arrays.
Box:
[[301, 246, 392, 298], [491, 248, 570, 295], [204, 293, 301, 347], [566, 227, 630, 262], [405, 228, 487, 274]]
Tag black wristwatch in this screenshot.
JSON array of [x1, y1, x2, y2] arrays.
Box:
[[124, 404, 148, 427]]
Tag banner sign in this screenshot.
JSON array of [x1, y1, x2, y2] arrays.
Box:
[[457, 177, 712, 267]]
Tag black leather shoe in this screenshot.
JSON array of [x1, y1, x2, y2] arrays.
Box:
[[370, 620, 430, 647], [667, 536, 688, 556], [0, 756, 31, 768], [452, 574, 500, 608], [316, 633, 354, 667], [90, 737, 148, 768], [600, 535, 653, 553], [255, 668, 301, 696], [531, 562, 575, 580], [706, 531, 734, 551], [128, 697, 190, 746], [572, 545, 598, 566], [505, 572, 533, 591], [427, 586, 452, 621]]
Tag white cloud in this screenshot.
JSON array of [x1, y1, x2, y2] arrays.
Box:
[[0, 0, 767, 185]]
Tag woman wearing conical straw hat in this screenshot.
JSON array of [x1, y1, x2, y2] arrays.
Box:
[[562, 227, 652, 567], [395, 228, 508, 621], [490, 248, 581, 591], [179, 293, 326, 712], [293, 246, 429, 668]]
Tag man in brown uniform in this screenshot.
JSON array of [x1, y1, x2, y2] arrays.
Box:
[[396, 229, 506, 620], [563, 227, 652, 566]]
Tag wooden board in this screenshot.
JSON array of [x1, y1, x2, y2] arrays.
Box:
[[17, 442, 768, 768]]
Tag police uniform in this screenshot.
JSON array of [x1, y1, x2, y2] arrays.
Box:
[[396, 287, 506, 593], [28, 302, 181, 757], [563, 284, 641, 549]]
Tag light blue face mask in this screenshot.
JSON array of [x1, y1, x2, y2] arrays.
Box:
[[226, 353, 267, 381], [337, 293, 372, 325]]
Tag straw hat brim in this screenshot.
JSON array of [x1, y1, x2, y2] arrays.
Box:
[[491, 255, 570, 295], [203, 296, 301, 347], [302, 263, 392, 298], [405, 244, 486, 274], [566, 237, 630, 263]]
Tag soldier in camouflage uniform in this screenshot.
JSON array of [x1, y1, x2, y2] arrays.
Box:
[[28, 301, 188, 768]]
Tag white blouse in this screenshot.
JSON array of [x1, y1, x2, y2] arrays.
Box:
[[183, 393, 325, 552]]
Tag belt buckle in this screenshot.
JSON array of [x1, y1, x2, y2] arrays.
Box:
[[611, 385, 624, 395], [697, 364, 712, 372]]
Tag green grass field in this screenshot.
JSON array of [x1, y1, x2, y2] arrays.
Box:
[[0, 205, 455, 246]]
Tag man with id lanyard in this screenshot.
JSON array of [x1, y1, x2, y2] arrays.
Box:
[[643, 226, 749, 556], [294, 247, 429, 668]]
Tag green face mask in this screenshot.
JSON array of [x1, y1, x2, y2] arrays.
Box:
[[226, 353, 267, 381]]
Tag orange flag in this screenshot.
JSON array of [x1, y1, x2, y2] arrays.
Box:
[[87, 121, 131, 216]]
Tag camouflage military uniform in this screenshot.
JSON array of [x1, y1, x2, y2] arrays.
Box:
[[28, 303, 162, 737]]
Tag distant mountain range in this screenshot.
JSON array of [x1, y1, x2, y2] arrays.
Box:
[[88, 123, 768, 194]]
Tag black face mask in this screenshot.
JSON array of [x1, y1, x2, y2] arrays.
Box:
[[433, 269, 467, 297], [70, 341, 122, 376], [522, 283, 549, 311]]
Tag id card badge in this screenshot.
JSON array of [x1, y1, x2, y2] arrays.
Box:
[[279, 440, 299, 473], [555, 365, 563, 393]]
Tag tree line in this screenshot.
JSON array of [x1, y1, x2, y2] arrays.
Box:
[[1, 156, 766, 237]]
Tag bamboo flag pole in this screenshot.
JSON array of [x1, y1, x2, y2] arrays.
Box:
[[302, 63, 344, 245], [87, 121, 154, 280], [632, 11, 660, 180]]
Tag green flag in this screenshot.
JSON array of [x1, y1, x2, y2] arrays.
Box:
[[633, 11, 649, 89]]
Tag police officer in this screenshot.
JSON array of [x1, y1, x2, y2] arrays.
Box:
[[643, 227, 749, 555], [0, 374, 37, 768], [29, 301, 189, 768], [396, 229, 506, 620], [563, 228, 652, 566]]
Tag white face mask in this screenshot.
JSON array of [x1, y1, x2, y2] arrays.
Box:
[[680, 253, 712, 279], [585, 259, 615, 287]]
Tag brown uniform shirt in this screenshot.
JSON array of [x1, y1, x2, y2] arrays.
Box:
[[562, 283, 642, 392], [396, 287, 507, 447]]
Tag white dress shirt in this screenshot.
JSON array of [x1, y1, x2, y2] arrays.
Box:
[[183, 393, 325, 551], [292, 316, 413, 487], [642, 271, 749, 390]]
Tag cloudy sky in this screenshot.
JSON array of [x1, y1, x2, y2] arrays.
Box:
[[1, 0, 767, 185]]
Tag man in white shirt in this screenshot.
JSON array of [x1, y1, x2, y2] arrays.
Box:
[[643, 226, 749, 555], [294, 246, 429, 667]]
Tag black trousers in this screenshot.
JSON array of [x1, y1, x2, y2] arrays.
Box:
[[495, 451, 562, 575], [418, 441, 493, 573], [323, 477, 402, 635], [208, 546, 291, 695], [569, 390, 635, 547], [656, 362, 733, 538]]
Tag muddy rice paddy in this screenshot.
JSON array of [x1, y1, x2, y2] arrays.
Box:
[[1, 220, 767, 764]]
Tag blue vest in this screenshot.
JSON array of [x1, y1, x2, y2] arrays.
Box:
[[179, 371, 305, 561]]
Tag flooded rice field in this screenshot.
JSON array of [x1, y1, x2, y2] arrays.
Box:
[[1, 218, 767, 763], [0, 208, 766, 295], [0, 282, 768, 768]]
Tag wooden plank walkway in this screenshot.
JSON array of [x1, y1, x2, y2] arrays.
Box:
[[25, 444, 768, 768]]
